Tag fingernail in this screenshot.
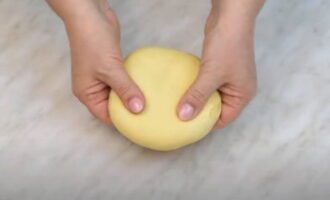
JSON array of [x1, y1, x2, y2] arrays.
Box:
[[179, 103, 195, 120], [128, 97, 143, 113]]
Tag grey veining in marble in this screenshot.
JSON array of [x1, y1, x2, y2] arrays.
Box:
[[0, 0, 330, 199]]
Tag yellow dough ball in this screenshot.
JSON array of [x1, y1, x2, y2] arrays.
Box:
[[108, 47, 221, 151]]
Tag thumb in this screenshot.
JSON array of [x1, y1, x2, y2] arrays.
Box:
[[99, 66, 145, 114], [177, 69, 221, 121]]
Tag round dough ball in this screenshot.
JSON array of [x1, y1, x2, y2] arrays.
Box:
[[108, 47, 221, 151]]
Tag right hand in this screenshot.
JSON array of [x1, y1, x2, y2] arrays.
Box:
[[57, 0, 145, 125]]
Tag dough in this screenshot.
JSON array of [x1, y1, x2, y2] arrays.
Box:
[[108, 47, 221, 151]]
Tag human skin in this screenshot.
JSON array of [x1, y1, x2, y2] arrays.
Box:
[[46, 0, 264, 129], [176, 0, 265, 129]]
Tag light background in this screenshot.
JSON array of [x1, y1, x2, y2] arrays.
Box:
[[0, 0, 329, 199]]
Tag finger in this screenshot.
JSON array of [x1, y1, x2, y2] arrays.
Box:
[[177, 68, 222, 121], [74, 82, 113, 125], [212, 95, 248, 130], [98, 65, 145, 114], [86, 97, 113, 126]]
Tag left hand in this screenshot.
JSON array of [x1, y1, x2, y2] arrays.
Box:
[[176, 11, 257, 129]]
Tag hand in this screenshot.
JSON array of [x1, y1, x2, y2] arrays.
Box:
[[59, 1, 145, 125], [177, 9, 258, 129]]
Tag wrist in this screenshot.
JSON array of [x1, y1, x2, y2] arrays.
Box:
[[47, 0, 108, 24], [206, 0, 264, 40], [205, 9, 256, 41], [58, 0, 119, 38]]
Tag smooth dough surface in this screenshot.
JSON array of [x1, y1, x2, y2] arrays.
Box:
[[108, 47, 221, 151]]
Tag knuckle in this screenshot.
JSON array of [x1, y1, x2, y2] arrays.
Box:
[[96, 64, 112, 79], [200, 61, 217, 75], [72, 84, 89, 104], [241, 91, 255, 106], [187, 88, 206, 105], [250, 87, 257, 99], [72, 89, 86, 103], [235, 78, 257, 103], [96, 56, 123, 78], [72, 86, 81, 98], [200, 62, 226, 84], [246, 81, 257, 100], [116, 83, 133, 99]]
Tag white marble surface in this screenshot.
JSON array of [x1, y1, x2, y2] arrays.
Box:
[[1, 0, 330, 199]]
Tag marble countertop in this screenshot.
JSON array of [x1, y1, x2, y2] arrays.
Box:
[[1, 0, 329, 199]]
